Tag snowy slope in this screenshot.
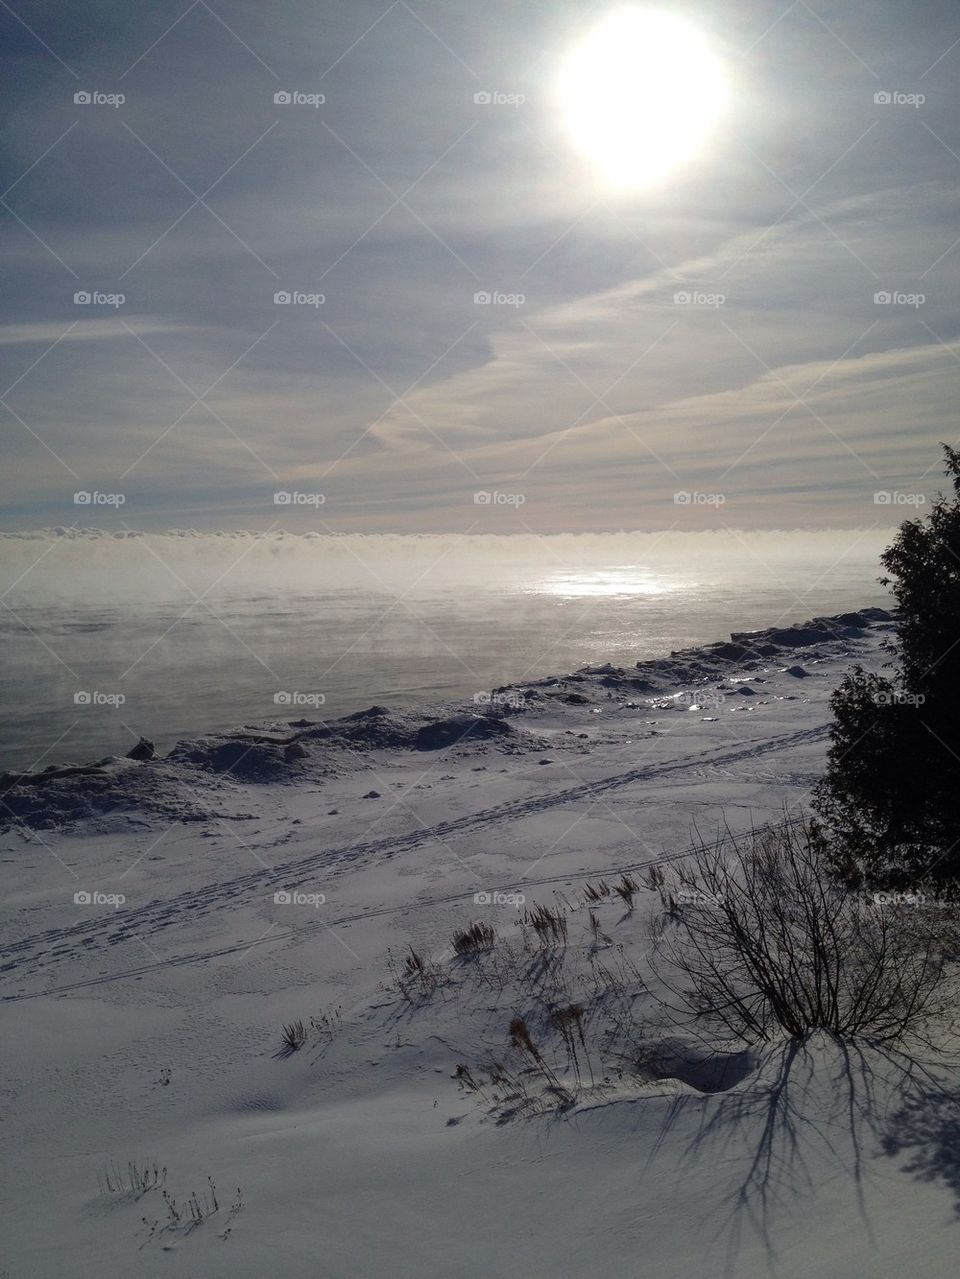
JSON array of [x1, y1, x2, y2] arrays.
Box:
[[4, 607, 960, 1278]]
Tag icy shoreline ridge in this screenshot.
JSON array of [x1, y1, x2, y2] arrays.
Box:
[[1, 606, 895, 831]]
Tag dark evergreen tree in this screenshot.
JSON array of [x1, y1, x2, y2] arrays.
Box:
[[815, 446, 960, 884]]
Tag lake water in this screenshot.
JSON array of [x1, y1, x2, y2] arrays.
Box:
[[0, 529, 894, 771]]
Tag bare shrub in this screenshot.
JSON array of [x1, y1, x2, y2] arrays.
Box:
[[657, 818, 950, 1044]]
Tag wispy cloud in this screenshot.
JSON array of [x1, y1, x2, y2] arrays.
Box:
[[1, 0, 958, 529]]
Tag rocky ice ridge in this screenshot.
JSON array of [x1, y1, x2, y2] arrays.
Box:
[[0, 607, 894, 831]]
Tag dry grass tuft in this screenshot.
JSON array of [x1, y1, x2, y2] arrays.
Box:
[[451, 920, 497, 956], [523, 903, 568, 947]]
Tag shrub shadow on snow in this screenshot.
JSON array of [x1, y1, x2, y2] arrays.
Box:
[[881, 1064, 960, 1213], [651, 1034, 959, 1276]]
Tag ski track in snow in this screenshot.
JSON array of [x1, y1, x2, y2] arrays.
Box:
[[0, 723, 828, 995]]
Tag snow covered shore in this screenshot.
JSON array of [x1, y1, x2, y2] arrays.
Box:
[[4, 605, 960, 1278]]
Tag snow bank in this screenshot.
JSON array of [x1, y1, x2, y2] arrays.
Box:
[[5, 602, 960, 1279], [0, 607, 894, 833]]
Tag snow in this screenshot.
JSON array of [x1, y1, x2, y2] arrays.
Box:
[[3, 606, 960, 1278]]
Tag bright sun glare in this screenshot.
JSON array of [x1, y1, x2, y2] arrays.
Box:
[[558, 8, 729, 189]]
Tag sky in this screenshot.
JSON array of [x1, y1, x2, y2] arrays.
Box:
[[2, 0, 959, 533]]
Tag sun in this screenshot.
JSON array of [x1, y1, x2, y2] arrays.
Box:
[[557, 8, 729, 190]]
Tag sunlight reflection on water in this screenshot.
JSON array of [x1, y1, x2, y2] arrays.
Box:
[[534, 568, 678, 598], [0, 531, 893, 769]]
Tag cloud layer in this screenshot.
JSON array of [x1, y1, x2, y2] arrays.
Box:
[[2, 0, 958, 530]]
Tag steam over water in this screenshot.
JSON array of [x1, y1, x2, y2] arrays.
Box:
[[0, 529, 893, 770]]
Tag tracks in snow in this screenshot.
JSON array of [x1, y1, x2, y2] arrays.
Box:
[[1, 722, 828, 997]]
